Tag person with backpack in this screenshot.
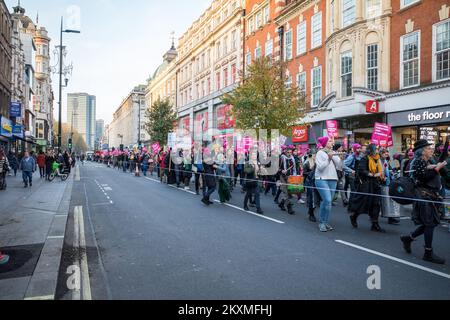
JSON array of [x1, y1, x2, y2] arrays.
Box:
[[400, 140, 447, 265], [349, 144, 386, 233]]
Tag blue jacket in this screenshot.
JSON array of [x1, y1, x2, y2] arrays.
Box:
[[20, 156, 36, 172], [343, 153, 360, 175]]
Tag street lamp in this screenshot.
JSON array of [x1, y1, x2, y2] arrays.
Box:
[[138, 99, 142, 148], [57, 17, 80, 152]]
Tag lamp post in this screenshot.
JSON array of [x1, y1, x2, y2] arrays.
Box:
[[57, 17, 80, 152], [138, 98, 142, 149]]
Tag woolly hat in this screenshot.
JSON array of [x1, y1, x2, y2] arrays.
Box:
[[352, 143, 362, 153], [317, 136, 329, 149]]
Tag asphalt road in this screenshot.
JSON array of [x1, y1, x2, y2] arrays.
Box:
[[56, 162, 450, 300]]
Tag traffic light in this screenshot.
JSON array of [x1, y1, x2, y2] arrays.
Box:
[[68, 138, 73, 150]]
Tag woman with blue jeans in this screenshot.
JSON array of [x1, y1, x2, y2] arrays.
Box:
[[314, 137, 341, 232]]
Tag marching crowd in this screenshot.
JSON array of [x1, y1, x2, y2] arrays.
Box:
[[95, 136, 450, 265]]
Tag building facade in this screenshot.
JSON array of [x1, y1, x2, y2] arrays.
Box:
[[109, 85, 148, 149], [95, 119, 104, 150], [67, 93, 96, 150], [0, 0, 12, 150], [33, 26, 53, 151]]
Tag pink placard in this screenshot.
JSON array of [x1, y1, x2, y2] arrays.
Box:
[[371, 123, 393, 147], [326, 120, 339, 138]]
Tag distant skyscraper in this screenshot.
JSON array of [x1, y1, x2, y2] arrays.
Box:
[[95, 119, 104, 149], [67, 93, 96, 150]]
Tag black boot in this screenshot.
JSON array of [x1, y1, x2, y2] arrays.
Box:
[[279, 199, 286, 211], [423, 248, 446, 265], [371, 222, 386, 233], [350, 213, 358, 228], [287, 204, 295, 215], [308, 208, 316, 222], [400, 235, 413, 254]]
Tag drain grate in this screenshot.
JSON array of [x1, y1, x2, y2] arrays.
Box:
[[0, 243, 44, 280]]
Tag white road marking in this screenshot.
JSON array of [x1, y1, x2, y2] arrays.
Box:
[[104, 187, 112, 191], [145, 175, 285, 224], [24, 295, 54, 300], [47, 235, 64, 239], [110, 201, 114, 204], [74, 206, 92, 300], [101, 184, 108, 187], [335, 240, 450, 280], [145, 177, 161, 183], [75, 165, 80, 181], [72, 207, 81, 301]]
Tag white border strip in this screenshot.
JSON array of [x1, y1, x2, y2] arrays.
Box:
[[335, 240, 450, 280]]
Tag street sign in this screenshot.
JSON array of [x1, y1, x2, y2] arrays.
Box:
[[292, 126, 308, 143], [10, 102, 22, 118]]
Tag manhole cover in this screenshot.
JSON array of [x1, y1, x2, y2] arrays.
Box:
[[0, 243, 44, 280]]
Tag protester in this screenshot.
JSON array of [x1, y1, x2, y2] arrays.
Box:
[[303, 151, 319, 222], [315, 137, 341, 232], [343, 143, 362, 206], [216, 153, 231, 204], [401, 149, 414, 177], [380, 148, 400, 225], [201, 150, 217, 206], [242, 150, 263, 214], [400, 140, 447, 264], [349, 144, 386, 232], [19, 151, 36, 188], [332, 143, 347, 206], [279, 146, 297, 215]]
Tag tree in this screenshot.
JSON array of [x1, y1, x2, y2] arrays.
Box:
[[222, 57, 307, 136], [53, 122, 88, 154], [144, 98, 177, 146]]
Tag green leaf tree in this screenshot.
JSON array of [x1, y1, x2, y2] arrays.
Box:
[[144, 98, 177, 146], [222, 57, 307, 136]]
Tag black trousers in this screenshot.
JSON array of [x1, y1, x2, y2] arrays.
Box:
[[353, 199, 381, 223], [411, 225, 435, 249], [39, 166, 45, 177]]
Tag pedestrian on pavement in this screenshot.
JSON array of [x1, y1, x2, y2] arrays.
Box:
[[278, 146, 297, 215], [243, 149, 263, 214], [19, 151, 36, 188], [201, 150, 217, 206], [37, 151, 46, 178], [7, 151, 18, 177], [315, 136, 341, 232], [400, 140, 447, 265], [0, 148, 10, 190], [349, 143, 386, 233]]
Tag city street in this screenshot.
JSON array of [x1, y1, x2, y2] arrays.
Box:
[[55, 162, 450, 300]]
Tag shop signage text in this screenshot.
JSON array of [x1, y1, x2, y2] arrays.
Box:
[[1, 117, 12, 138], [10, 102, 22, 118], [408, 110, 450, 122], [388, 105, 450, 127], [326, 120, 339, 138], [366, 100, 379, 114]]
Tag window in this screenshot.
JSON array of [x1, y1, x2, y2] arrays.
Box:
[[255, 45, 262, 59], [434, 20, 450, 81], [401, 0, 420, 9], [311, 67, 322, 107], [223, 36, 228, 55], [249, 17, 255, 34], [285, 75, 292, 88], [366, 0, 381, 19], [341, 51, 353, 97], [216, 41, 221, 59], [207, 49, 211, 66], [367, 44, 378, 90], [231, 30, 237, 51], [207, 77, 211, 95], [256, 12, 262, 28], [196, 84, 200, 99], [216, 72, 221, 91], [330, 0, 335, 33], [342, 0, 356, 27], [231, 64, 237, 84], [223, 68, 229, 87], [401, 31, 420, 88], [245, 52, 252, 70], [284, 29, 293, 60], [265, 39, 273, 59], [201, 53, 205, 70], [263, 6, 270, 24], [297, 72, 306, 96], [297, 21, 306, 55], [201, 81, 205, 97], [311, 12, 322, 49]]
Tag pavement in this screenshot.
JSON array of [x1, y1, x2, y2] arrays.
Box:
[[0, 169, 73, 300], [55, 161, 450, 300]]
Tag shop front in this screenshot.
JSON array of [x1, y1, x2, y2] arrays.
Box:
[[193, 109, 209, 142], [387, 105, 450, 154], [0, 116, 13, 151]]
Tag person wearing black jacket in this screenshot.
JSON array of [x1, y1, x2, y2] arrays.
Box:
[[45, 151, 55, 180], [303, 152, 320, 222], [400, 140, 447, 265], [201, 151, 217, 206]]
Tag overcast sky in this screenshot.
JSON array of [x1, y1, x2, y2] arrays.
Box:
[[5, 0, 210, 125]]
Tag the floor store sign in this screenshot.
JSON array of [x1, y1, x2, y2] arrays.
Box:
[[388, 105, 450, 126]]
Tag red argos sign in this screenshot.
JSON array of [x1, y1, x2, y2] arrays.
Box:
[[292, 126, 308, 143], [366, 100, 379, 114]]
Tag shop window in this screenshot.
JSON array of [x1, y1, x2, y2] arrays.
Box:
[[433, 20, 450, 82], [367, 44, 378, 90], [401, 31, 420, 88], [341, 51, 353, 97]]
